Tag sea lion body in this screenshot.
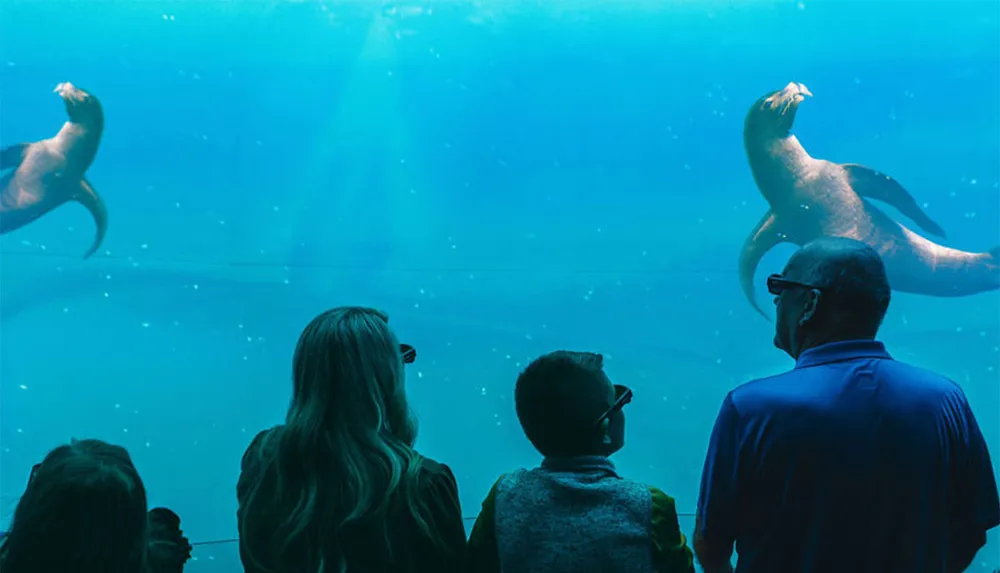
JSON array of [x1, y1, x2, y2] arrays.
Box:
[[0, 82, 107, 257], [739, 82, 999, 317]]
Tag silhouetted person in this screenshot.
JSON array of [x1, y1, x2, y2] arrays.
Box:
[[467, 350, 695, 573], [237, 306, 466, 573], [693, 237, 1000, 573], [0, 438, 189, 573]]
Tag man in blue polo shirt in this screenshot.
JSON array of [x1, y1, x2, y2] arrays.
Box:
[[694, 236, 1000, 573]]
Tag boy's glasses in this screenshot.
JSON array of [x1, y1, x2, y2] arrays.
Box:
[[592, 384, 633, 426]]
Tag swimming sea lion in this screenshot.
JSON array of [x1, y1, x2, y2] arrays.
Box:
[[0, 82, 107, 258], [739, 81, 999, 318]]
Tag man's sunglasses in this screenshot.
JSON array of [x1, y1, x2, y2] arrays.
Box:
[[401, 344, 417, 364], [592, 384, 633, 426], [766, 273, 823, 296]]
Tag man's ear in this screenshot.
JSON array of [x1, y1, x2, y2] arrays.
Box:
[[799, 288, 822, 325], [598, 418, 612, 444]]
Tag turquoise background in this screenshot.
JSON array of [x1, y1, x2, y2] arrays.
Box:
[[1, 1, 997, 570]]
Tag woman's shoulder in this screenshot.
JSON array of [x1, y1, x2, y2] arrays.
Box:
[[254, 425, 285, 446], [413, 454, 461, 501], [409, 455, 464, 537], [237, 427, 283, 504], [416, 455, 456, 482], [241, 425, 284, 468]]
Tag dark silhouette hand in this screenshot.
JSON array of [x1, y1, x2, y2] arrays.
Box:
[[147, 507, 193, 573]]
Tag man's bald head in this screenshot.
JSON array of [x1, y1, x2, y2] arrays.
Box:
[[784, 236, 891, 337]]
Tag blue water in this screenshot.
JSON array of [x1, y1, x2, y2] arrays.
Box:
[[0, 1, 997, 571]]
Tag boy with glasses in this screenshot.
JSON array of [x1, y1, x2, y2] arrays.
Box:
[[467, 350, 694, 573]]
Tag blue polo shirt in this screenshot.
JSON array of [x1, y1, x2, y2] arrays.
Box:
[[696, 340, 1000, 573]]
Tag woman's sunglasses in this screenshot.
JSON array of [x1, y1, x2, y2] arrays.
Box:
[[592, 384, 633, 426], [400, 344, 416, 364]]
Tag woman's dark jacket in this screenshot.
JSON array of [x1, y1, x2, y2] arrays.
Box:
[[236, 426, 466, 573]]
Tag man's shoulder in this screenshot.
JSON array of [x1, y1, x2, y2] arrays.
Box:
[[877, 358, 963, 391], [728, 368, 804, 405], [730, 355, 964, 412]]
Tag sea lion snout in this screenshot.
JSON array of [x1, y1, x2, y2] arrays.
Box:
[[745, 81, 812, 139], [54, 82, 90, 104], [53, 82, 101, 125], [780, 82, 812, 98], [54, 82, 81, 99], [765, 81, 812, 114]]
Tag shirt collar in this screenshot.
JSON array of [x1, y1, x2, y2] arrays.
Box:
[[794, 339, 892, 369], [541, 455, 618, 477]]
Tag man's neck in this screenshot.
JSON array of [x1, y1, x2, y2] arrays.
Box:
[[797, 333, 876, 357]]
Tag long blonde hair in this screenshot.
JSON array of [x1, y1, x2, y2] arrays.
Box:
[[241, 307, 437, 572]]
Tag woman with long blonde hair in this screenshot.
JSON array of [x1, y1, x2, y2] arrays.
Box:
[[237, 306, 466, 573]]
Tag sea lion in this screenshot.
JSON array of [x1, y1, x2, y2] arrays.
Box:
[[739, 81, 999, 318], [0, 82, 107, 258]]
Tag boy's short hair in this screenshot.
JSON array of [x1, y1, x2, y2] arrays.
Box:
[[514, 350, 609, 458]]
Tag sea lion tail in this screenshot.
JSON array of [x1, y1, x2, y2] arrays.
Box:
[[739, 210, 782, 322], [75, 178, 107, 259], [740, 270, 772, 322]]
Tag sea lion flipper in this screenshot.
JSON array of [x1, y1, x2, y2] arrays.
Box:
[[74, 178, 107, 259], [842, 164, 947, 239], [739, 210, 786, 321], [0, 143, 30, 171]]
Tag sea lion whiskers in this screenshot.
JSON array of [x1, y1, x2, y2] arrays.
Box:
[[764, 82, 812, 116]]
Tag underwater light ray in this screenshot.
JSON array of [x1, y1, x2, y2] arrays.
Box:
[[275, 4, 441, 297]]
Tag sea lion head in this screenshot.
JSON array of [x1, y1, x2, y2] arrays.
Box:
[[54, 82, 103, 126], [744, 81, 812, 139]]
